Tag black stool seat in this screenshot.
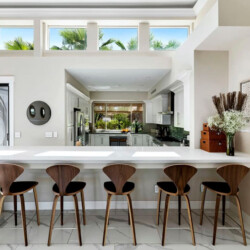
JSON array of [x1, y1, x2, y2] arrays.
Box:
[[8, 181, 38, 194], [104, 181, 134, 193], [53, 181, 86, 195], [157, 181, 190, 194], [202, 181, 238, 194]]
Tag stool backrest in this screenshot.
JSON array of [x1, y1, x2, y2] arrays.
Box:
[[0, 164, 24, 195], [46, 165, 80, 195], [103, 164, 136, 194], [217, 164, 249, 195], [164, 165, 197, 195]]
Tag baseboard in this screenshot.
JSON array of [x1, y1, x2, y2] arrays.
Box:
[[3, 200, 230, 211]]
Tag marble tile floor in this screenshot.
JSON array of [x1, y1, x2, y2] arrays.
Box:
[[0, 208, 249, 250]]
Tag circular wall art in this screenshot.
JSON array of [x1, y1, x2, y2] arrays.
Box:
[[27, 101, 51, 125]]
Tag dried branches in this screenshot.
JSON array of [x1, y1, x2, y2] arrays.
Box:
[[212, 91, 247, 116]]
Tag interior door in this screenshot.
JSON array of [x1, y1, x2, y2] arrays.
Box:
[[0, 84, 9, 146]]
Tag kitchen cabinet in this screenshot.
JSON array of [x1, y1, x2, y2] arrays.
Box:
[[66, 126, 74, 146], [131, 134, 143, 146], [67, 91, 79, 126], [171, 85, 184, 128], [94, 134, 109, 146], [143, 134, 153, 146]]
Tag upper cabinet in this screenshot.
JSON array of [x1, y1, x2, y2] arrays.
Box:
[[144, 94, 172, 125]]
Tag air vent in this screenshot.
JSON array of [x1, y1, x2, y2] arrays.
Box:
[[151, 88, 156, 95]]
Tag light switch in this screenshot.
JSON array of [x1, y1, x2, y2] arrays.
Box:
[[45, 132, 53, 138], [53, 132, 58, 138], [15, 132, 21, 138]]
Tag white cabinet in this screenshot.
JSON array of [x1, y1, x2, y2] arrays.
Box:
[[143, 134, 153, 146], [131, 134, 143, 146], [67, 91, 79, 126], [171, 85, 184, 128], [144, 101, 153, 123], [94, 134, 109, 146], [66, 126, 74, 146]]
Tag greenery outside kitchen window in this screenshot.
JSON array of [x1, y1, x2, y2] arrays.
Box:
[[48, 27, 87, 50], [0, 27, 34, 50], [94, 103, 143, 130], [150, 27, 189, 51]]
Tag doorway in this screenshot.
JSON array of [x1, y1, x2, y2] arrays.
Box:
[[0, 77, 14, 146]]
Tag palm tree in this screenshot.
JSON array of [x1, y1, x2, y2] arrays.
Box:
[[165, 40, 180, 49], [127, 37, 137, 50], [5, 37, 34, 50], [150, 32, 180, 50]]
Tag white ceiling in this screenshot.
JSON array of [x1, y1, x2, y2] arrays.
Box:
[[0, 0, 198, 8], [67, 68, 169, 92]]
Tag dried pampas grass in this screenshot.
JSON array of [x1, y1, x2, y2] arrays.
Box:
[[212, 91, 247, 116]]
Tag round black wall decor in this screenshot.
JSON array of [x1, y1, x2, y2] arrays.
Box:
[[27, 101, 51, 125]]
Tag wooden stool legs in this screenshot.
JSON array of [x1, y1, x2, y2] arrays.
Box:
[[184, 195, 196, 246], [156, 189, 162, 225], [162, 194, 170, 246], [48, 195, 59, 246], [0, 196, 5, 215], [222, 196, 226, 226], [103, 193, 112, 246], [235, 195, 247, 246], [20, 194, 28, 246], [213, 194, 221, 245], [73, 194, 82, 246], [60, 196, 64, 226], [127, 194, 136, 246], [14, 195, 17, 226], [178, 195, 181, 225], [80, 190, 86, 225], [33, 187, 40, 226]]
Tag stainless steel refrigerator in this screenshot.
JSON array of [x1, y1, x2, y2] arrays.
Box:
[[74, 108, 89, 146]]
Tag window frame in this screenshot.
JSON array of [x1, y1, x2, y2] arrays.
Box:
[[98, 26, 139, 51], [149, 25, 190, 51], [46, 25, 87, 51]]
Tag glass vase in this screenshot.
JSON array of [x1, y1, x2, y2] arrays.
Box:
[[226, 133, 235, 156]]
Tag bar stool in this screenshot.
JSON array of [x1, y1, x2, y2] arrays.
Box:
[[156, 164, 197, 246], [0, 164, 40, 246], [46, 165, 86, 246], [200, 164, 249, 245], [102, 164, 136, 246]]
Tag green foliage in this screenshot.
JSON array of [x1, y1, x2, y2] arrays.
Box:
[[150, 33, 180, 50], [107, 119, 119, 129], [127, 37, 138, 50], [111, 113, 131, 129], [5, 37, 34, 50], [95, 119, 106, 129]]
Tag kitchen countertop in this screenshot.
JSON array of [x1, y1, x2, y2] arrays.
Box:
[[0, 146, 250, 167]]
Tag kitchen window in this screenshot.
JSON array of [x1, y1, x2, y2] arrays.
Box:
[[48, 27, 87, 50], [150, 27, 189, 51], [0, 27, 34, 50], [99, 28, 138, 51], [93, 103, 143, 130]]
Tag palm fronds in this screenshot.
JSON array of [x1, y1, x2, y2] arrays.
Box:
[[5, 37, 34, 50]]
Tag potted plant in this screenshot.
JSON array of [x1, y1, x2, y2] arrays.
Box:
[[207, 92, 247, 156]]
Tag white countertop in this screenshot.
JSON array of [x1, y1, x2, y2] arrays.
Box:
[[0, 146, 250, 167]]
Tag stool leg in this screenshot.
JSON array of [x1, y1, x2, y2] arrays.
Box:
[[20, 194, 28, 246], [178, 195, 181, 226], [102, 193, 112, 246], [33, 187, 40, 225], [222, 196, 226, 226], [0, 195, 5, 215], [128, 207, 130, 225], [80, 190, 86, 225], [200, 186, 207, 225], [60, 196, 63, 226], [14, 195, 17, 226], [184, 195, 196, 246], [162, 194, 170, 246], [213, 194, 221, 245], [73, 194, 82, 246], [235, 195, 247, 245], [127, 194, 136, 246], [48, 195, 59, 246], [156, 189, 162, 225]]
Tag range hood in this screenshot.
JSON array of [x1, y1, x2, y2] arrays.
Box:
[[158, 92, 174, 115]]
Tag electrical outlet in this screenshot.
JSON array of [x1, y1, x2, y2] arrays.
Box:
[[154, 185, 159, 193], [200, 184, 204, 192]]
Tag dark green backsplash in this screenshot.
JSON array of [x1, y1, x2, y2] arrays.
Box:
[[169, 126, 189, 142]]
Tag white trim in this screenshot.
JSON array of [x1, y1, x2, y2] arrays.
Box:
[[0, 76, 14, 146], [3, 200, 230, 211], [193, 0, 209, 16], [66, 83, 90, 101]]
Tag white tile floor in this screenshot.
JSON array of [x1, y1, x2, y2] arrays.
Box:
[[0, 208, 249, 250]]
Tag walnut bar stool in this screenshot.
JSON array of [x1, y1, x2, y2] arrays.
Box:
[[0, 164, 40, 246], [156, 165, 197, 246], [200, 164, 249, 246], [46, 165, 86, 246], [102, 164, 136, 246]]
